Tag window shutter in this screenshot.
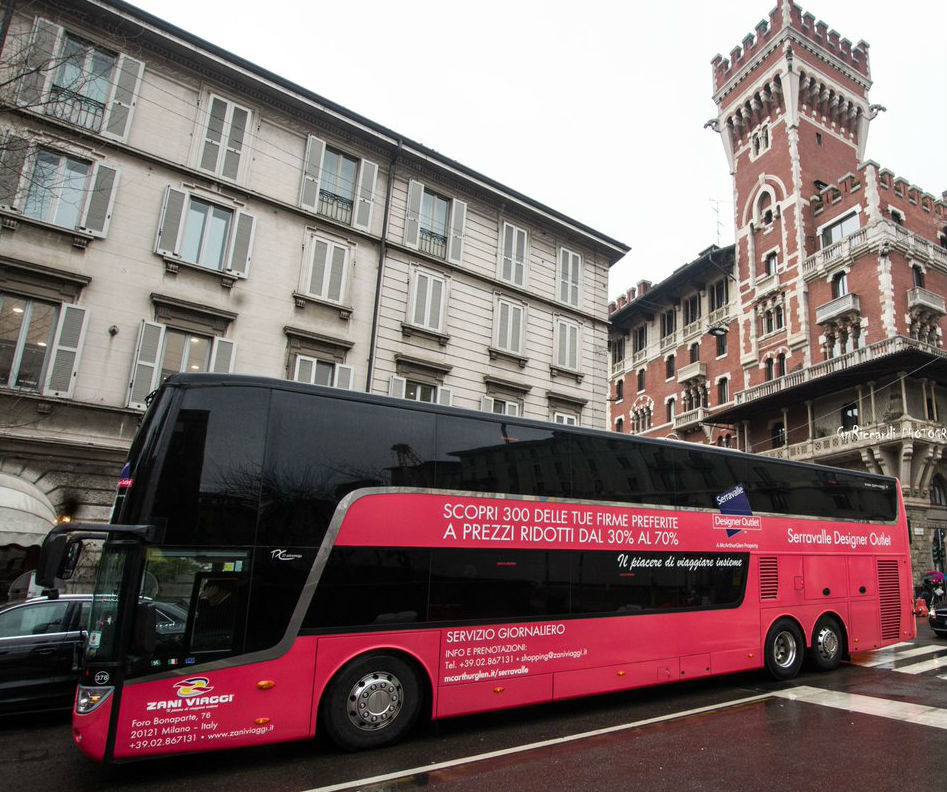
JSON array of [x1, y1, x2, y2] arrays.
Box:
[[334, 364, 354, 390], [102, 54, 144, 141], [437, 387, 453, 407], [155, 186, 186, 256], [352, 158, 378, 231], [388, 375, 406, 399], [506, 402, 520, 417], [447, 199, 467, 264], [404, 180, 423, 248], [128, 321, 165, 409], [81, 163, 119, 237], [293, 355, 315, 383], [481, 396, 494, 413], [0, 134, 30, 210], [18, 18, 62, 109], [560, 248, 581, 305], [221, 105, 248, 181], [200, 96, 228, 173], [226, 211, 255, 277], [299, 135, 325, 211], [210, 338, 235, 373], [327, 243, 346, 302], [44, 304, 88, 398]]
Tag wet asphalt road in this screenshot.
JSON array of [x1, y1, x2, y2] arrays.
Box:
[[3, 620, 945, 791]]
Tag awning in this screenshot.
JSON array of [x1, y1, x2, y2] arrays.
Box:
[[0, 473, 56, 547]]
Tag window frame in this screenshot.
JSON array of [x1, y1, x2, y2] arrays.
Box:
[[406, 269, 448, 334], [499, 222, 528, 287], [558, 247, 581, 307], [292, 354, 353, 390], [494, 297, 525, 355], [303, 233, 350, 305], [554, 317, 580, 372]]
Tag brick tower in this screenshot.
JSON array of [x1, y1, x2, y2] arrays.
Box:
[[707, 0, 882, 388]]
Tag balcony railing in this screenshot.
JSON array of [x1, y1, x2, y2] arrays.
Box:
[[803, 220, 947, 278], [815, 292, 861, 325], [419, 228, 448, 259], [659, 332, 678, 353], [46, 88, 105, 132], [677, 361, 707, 383], [317, 190, 354, 225], [674, 406, 707, 432], [758, 418, 947, 460], [908, 287, 947, 315], [734, 336, 947, 407], [755, 272, 779, 295]]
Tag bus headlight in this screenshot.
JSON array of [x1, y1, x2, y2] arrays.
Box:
[[76, 685, 113, 714]]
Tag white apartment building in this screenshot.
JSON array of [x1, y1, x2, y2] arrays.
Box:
[[0, 0, 628, 595]]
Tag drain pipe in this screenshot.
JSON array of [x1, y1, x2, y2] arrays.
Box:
[[365, 138, 402, 392]]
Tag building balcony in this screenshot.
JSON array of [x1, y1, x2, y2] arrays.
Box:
[[659, 332, 678, 353], [908, 287, 946, 316], [757, 418, 947, 461], [733, 336, 947, 409], [631, 348, 648, 366], [803, 219, 947, 280], [755, 272, 779, 295], [673, 406, 707, 432], [676, 361, 706, 383], [815, 292, 861, 325]]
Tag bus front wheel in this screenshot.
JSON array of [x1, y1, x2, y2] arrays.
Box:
[[321, 653, 422, 751], [764, 618, 805, 680]]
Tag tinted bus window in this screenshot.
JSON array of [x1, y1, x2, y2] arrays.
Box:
[[435, 416, 571, 498], [150, 386, 268, 545], [259, 392, 436, 547], [304, 548, 430, 630], [572, 552, 748, 614], [429, 549, 570, 621]]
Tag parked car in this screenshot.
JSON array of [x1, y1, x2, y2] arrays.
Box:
[[930, 603, 947, 639], [0, 594, 189, 714], [0, 594, 92, 715]]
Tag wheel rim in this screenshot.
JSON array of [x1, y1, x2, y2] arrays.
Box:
[[773, 630, 798, 668], [816, 626, 839, 661], [346, 671, 404, 732]]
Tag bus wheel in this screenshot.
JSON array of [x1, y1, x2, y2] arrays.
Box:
[[321, 653, 421, 751], [764, 618, 805, 680], [810, 616, 844, 671]]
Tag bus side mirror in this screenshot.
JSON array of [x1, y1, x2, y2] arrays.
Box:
[[37, 532, 70, 588]]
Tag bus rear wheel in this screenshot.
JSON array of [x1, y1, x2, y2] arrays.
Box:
[[810, 615, 844, 671], [321, 653, 421, 751], [764, 618, 805, 680]]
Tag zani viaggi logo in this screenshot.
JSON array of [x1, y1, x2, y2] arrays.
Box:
[[713, 484, 762, 537], [145, 677, 235, 711]]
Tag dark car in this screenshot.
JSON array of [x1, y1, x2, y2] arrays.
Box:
[[930, 603, 947, 638], [0, 594, 92, 715], [0, 595, 189, 714]]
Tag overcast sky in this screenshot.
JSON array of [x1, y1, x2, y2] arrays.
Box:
[[128, 0, 947, 300]]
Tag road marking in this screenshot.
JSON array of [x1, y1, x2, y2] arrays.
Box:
[[851, 644, 945, 668], [773, 685, 947, 730], [299, 692, 772, 792], [897, 654, 947, 674]]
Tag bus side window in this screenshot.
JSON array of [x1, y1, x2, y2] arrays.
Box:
[[190, 575, 240, 653]]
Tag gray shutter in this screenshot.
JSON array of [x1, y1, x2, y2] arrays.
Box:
[[0, 134, 30, 210], [506, 402, 520, 417], [102, 54, 144, 141], [18, 18, 62, 109], [437, 387, 453, 407], [404, 180, 422, 248], [481, 396, 494, 413], [334, 364, 353, 390], [128, 321, 165, 409], [81, 163, 119, 237], [352, 158, 377, 230], [210, 338, 235, 373], [299, 135, 325, 210], [226, 210, 254, 277], [222, 106, 248, 181], [388, 375, 406, 399], [447, 199, 467, 264], [44, 304, 88, 398], [200, 96, 228, 173], [155, 186, 186, 256], [327, 243, 346, 302]]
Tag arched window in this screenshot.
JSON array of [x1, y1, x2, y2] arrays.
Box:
[[615, 418, 623, 434], [912, 265, 925, 288], [932, 475, 947, 507], [831, 271, 848, 299], [637, 368, 645, 391], [615, 380, 624, 401], [771, 422, 786, 448]]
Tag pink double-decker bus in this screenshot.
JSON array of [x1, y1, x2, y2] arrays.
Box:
[[38, 373, 915, 762]]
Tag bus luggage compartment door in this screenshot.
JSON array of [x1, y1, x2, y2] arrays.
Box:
[[803, 555, 846, 601]]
